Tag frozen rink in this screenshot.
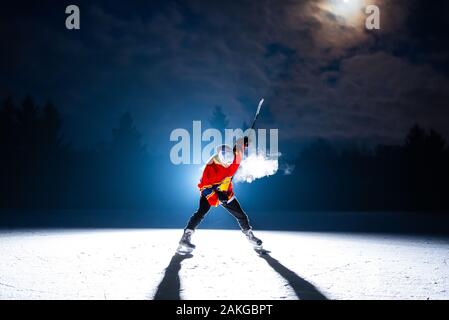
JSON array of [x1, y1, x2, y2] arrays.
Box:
[[0, 229, 448, 300]]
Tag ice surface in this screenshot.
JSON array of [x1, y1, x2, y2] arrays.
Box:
[[0, 229, 448, 300]]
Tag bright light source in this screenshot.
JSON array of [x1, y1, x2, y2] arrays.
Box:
[[323, 0, 365, 26]]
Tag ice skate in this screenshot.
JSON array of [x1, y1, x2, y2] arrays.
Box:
[[177, 229, 196, 254], [244, 229, 263, 249]]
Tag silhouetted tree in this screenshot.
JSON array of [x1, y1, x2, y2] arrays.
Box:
[[426, 130, 447, 156], [209, 105, 229, 130], [14, 95, 41, 167], [0, 97, 18, 207], [96, 111, 150, 209], [41, 101, 62, 152], [0, 96, 17, 150], [112, 112, 145, 155], [300, 138, 336, 163], [405, 124, 427, 154]]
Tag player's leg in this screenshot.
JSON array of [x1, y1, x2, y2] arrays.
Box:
[[185, 196, 211, 231], [221, 197, 251, 231], [222, 198, 263, 247], [178, 196, 211, 252]]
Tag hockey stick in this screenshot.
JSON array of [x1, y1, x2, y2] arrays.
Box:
[[243, 98, 264, 147], [250, 98, 264, 130]]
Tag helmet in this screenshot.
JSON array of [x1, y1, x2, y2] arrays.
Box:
[[217, 145, 234, 167]]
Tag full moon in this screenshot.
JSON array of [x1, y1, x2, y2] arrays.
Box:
[[322, 0, 366, 26], [311, 0, 378, 49]]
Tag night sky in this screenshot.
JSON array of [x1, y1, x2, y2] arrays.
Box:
[[1, 0, 449, 154]]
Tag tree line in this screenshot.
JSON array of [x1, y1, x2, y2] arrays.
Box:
[[279, 126, 449, 211], [1, 96, 448, 212], [0, 95, 152, 210]]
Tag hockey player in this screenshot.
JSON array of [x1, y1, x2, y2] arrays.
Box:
[[178, 136, 263, 253]]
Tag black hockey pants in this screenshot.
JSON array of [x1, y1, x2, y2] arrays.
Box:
[[185, 196, 252, 231]]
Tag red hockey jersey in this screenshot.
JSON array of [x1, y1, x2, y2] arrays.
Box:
[[198, 144, 244, 207]]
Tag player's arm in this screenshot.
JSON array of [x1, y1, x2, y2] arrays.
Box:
[[232, 136, 251, 166], [234, 136, 250, 153]]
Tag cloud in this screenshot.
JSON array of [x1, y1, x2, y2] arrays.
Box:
[[1, 0, 449, 151]]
